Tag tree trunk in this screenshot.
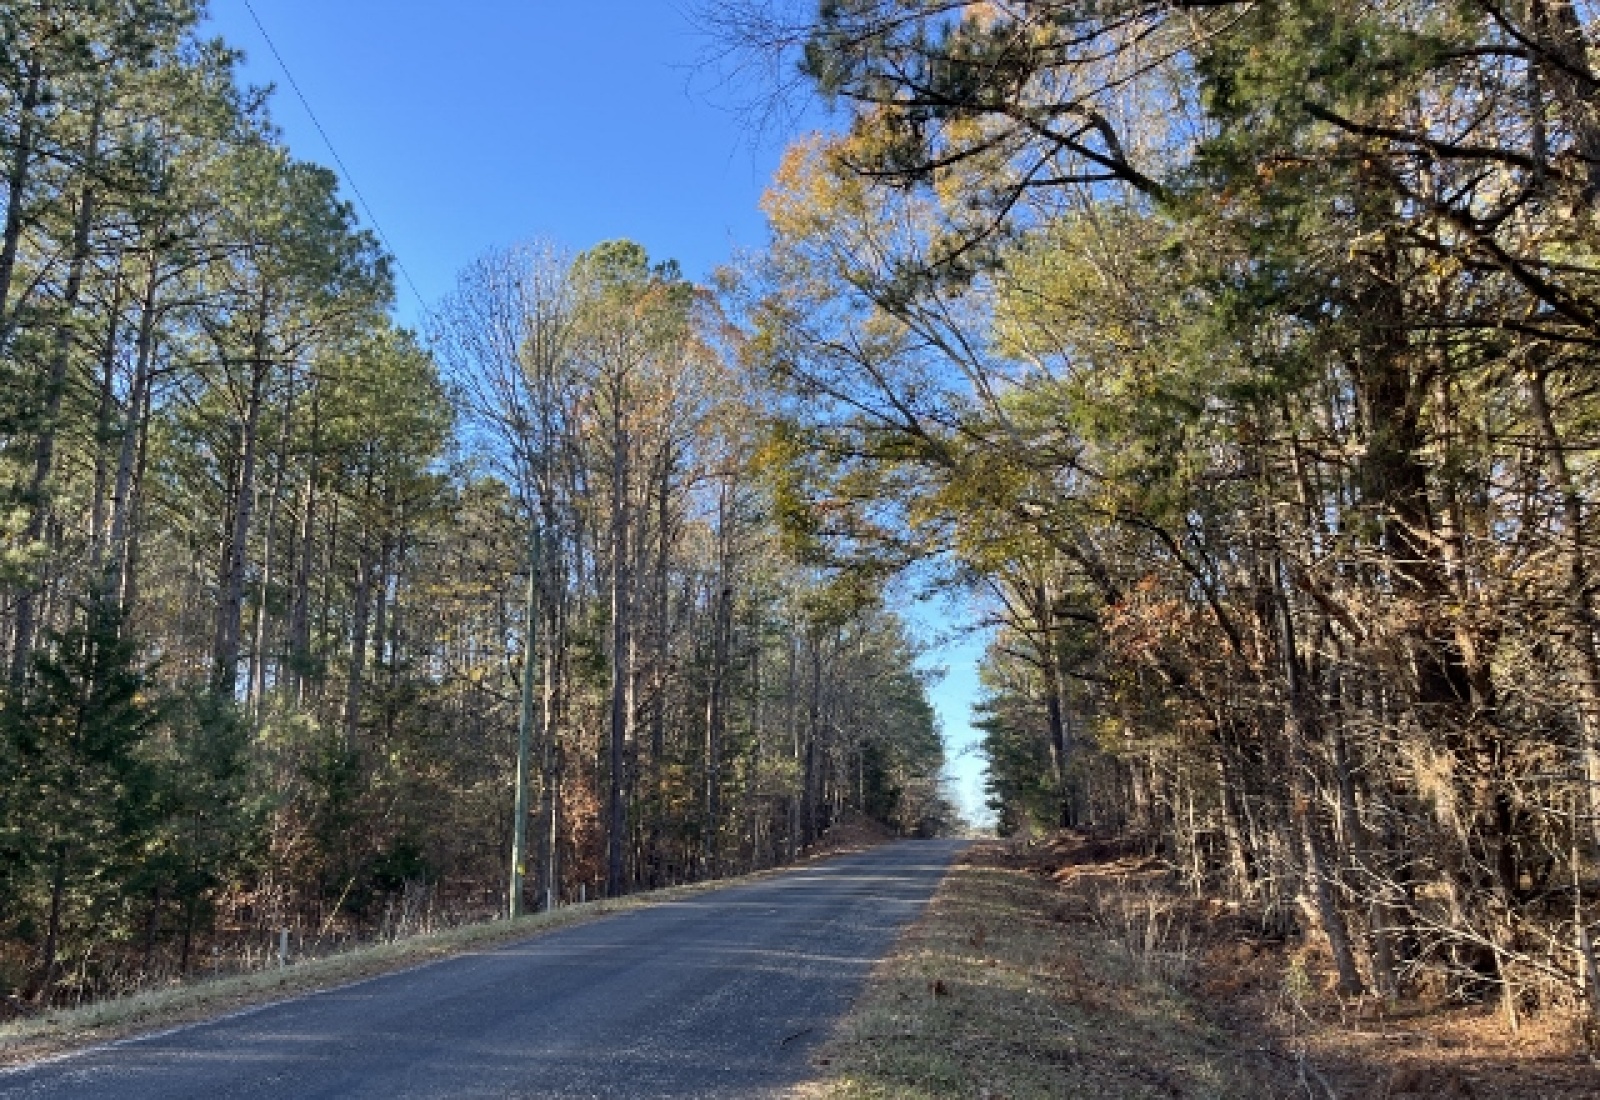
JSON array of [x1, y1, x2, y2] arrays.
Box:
[[605, 415, 631, 898], [1530, 0, 1600, 202], [107, 261, 162, 612], [537, 546, 564, 910], [212, 317, 270, 698], [88, 272, 123, 579], [9, 100, 102, 685], [289, 388, 322, 704], [342, 523, 376, 745], [118, 376, 155, 619], [0, 55, 42, 343], [801, 632, 822, 849], [1274, 555, 1365, 996], [786, 628, 800, 862], [509, 519, 539, 918], [249, 371, 296, 715], [1528, 368, 1600, 847], [747, 629, 763, 870], [703, 478, 734, 877], [646, 453, 672, 886], [35, 843, 68, 1004], [140, 885, 162, 977]]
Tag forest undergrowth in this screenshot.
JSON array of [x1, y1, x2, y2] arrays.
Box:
[[800, 836, 1598, 1100]]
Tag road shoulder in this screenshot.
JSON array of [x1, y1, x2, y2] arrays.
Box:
[[789, 839, 1272, 1100]]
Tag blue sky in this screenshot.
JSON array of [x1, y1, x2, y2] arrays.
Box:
[[205, 1, 783, 319], [204, 1, 994, 827]]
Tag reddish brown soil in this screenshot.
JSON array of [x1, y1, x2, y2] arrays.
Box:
[[809, 809, 897, 855]]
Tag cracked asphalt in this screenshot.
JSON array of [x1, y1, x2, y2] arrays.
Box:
[[0, 839, 963, 1099]]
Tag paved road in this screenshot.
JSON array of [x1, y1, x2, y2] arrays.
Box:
[[1, 840, 963, 1099]]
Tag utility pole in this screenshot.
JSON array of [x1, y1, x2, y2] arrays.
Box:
[[509, 520, 541, 918]]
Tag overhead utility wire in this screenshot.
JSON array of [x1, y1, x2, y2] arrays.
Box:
[[239, 0, 431, 318]]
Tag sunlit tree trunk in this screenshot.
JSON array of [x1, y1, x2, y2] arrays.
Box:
[[10, 99, 103, 684], [605, 400, 632, 897]]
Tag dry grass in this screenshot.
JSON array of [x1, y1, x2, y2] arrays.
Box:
[[803, 833, 1600, 1100], [794, 841, 1274, 1100]]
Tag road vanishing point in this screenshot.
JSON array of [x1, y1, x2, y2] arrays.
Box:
[[1, 840, 964, 1099]]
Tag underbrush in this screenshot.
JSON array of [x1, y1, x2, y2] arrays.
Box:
[[800, 835, 1599, 1099]]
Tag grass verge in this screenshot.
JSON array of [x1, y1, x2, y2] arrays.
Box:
[[793, 840, 1274, 1100]]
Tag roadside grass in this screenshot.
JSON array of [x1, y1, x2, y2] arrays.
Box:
[[0, 841, 881, 1068], [796, 842, 1274, 1100]]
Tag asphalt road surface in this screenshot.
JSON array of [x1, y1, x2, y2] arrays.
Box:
[[1, 839, 964, 1099]]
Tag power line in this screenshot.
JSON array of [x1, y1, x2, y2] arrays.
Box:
[[239, 0, 432, 319]]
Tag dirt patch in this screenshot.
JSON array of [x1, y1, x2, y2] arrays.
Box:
[[811, 810, 899, 856], [1262, 995, 1596, 1100]]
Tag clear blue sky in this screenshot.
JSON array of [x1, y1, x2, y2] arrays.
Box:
[[204, 0, 994, 828], [205, 1, 783, 317]]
